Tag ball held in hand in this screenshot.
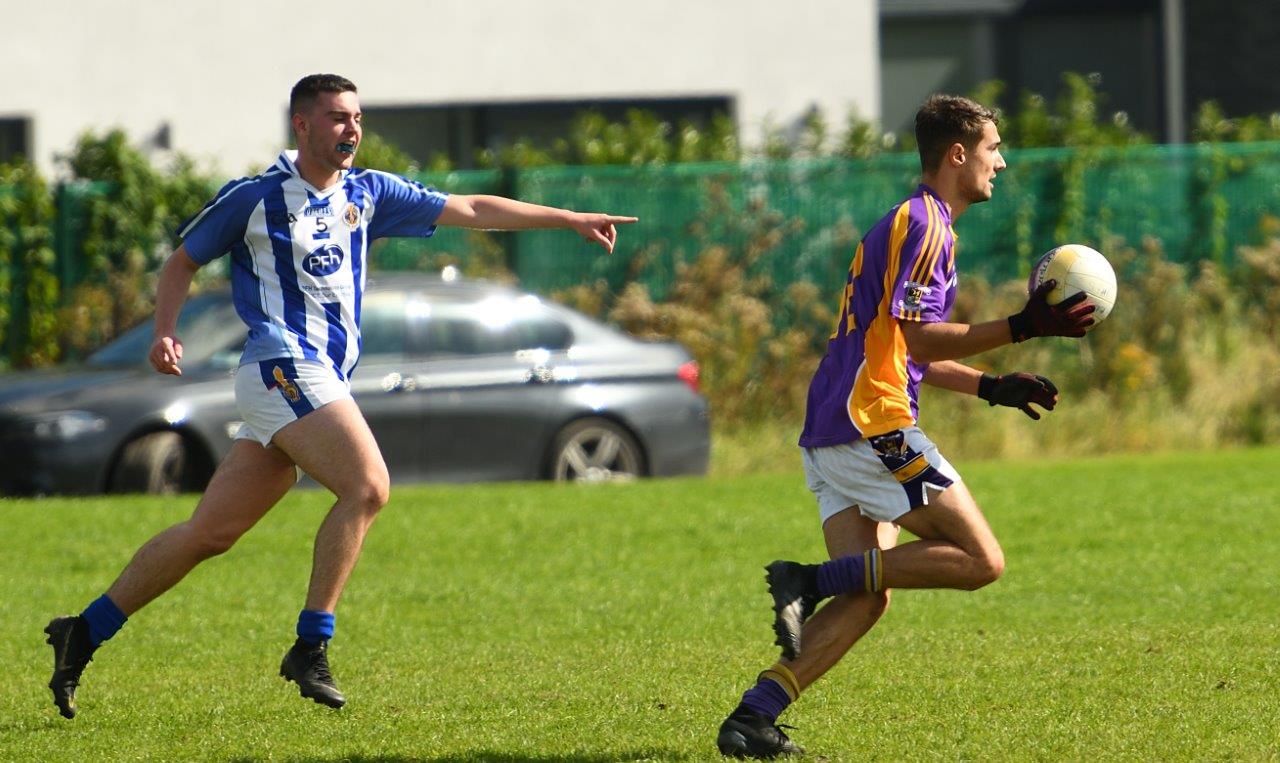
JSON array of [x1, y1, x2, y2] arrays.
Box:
[[1028, 244, 1117, 327]]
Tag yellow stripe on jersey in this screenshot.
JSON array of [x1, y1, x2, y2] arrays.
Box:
[[907, 195, 939, 293], [907, 195, 938, 286], [883, 204, 911, 299], [947, 226, 958, 274], [922, 194, 946, 284], [847, 242, 865, 335], [829, 242, 868, 339], [917, 195, 947, 289], [847, 203, 916, 437]]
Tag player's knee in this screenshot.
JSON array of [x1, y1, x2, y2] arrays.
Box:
[[187, 523, 240, 558], [968, 545, 1005, 589], [352, 473, 390, 514]]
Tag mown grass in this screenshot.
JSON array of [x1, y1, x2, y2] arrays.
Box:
[[2, 448, 1278, 761]]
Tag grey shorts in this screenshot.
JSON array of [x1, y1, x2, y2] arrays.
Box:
[[802, 426, 962, 524]]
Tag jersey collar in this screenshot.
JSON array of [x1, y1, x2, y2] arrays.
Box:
[[274, 150, 349, 194], [916, 184, 953, 223]]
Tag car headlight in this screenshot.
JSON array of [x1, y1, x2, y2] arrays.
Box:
[[19, 410, 109, 441]]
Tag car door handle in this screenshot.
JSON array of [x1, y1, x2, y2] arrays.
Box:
[[525, 366, 554, 384], [381, 372, 417, 393]]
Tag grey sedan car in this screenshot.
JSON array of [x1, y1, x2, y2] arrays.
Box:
[[0, 274, 709, 495]]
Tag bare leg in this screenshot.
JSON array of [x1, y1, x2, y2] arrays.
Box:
[[783, 509, 899, 690], [715, 509, 901, 756], [775, 481, 1003, 690], [105, 440, 298, 615], [269, 398, 389, 614], [881, 480, 1005, 591]]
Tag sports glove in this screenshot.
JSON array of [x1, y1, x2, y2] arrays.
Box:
[[977, 372, 1059, 420], [1008, 279, 1096, 342]]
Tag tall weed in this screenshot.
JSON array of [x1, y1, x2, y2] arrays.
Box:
[[588, 226, 1280, 474]]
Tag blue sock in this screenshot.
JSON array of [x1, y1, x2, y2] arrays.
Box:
[[297, 610, 335, 645], [816, 548, 883, 597], [80, 594, 127, 647], [740, 678, 793, 723]]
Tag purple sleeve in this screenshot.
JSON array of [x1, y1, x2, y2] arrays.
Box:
[[890, 198, 952, 323]]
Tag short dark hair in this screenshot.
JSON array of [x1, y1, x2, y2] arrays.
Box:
[[914, 94, 998, 174], [289, 74, 358, 116]]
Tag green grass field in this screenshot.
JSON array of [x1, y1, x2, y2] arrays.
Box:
[[2, 447, 1279, 761]]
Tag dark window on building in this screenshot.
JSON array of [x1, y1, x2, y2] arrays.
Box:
[[880, 0, 1167, 139], [0, 117, 32, 164], [360, 97, 734, 169]]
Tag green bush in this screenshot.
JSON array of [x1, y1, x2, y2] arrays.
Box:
[[3, 73, 1280, 469], [0, 161, 58, 368], [56, 131, 216, 359]]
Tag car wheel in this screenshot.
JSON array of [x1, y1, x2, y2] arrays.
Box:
[[111, 431, 188, 494], [550, 418, 643, 483]]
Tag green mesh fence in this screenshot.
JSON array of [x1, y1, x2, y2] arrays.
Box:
[[407, 141, 1280, 296], [370, 169, 504, 270], [52, 180, 110, 287], [18, 141, 1280, 303]]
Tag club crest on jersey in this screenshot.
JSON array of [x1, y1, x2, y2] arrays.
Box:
[[272, 366, 301, 402], [303, 244, 345, 277], [902, 281, 932, 309], [343, 203, 361, 229]]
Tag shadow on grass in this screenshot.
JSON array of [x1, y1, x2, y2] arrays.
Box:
[[230, 751, 696, 762]]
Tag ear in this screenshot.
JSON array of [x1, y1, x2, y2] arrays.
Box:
[[948, 142, 967, 167], [291, 112, 306, 138]]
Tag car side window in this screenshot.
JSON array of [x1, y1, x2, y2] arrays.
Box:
[[506, 314, 572, 353], [360, 292, 409, 359], [412, 299, 572, 358]]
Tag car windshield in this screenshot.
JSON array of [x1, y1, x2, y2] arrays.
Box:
[[86, 293, 246, 369]]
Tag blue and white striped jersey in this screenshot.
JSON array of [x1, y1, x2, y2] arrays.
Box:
[[178, 150, 448, 380]]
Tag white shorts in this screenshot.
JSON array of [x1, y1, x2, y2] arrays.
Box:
[[233, 358, 352, 446], [803, 426, 962, 524]]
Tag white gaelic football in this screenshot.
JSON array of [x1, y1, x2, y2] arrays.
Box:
[[1029, 244, 1118, 326]]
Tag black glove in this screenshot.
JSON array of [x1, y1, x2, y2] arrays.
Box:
[[978, 372, 1059, 420], [1008, 279, 1096, 342]]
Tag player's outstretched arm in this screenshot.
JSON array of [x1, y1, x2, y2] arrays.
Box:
[[148, 245, 201, 376], [900, 318, 1013, 364], [902, 279, 1095, 363], [437, 194, 638, 253]]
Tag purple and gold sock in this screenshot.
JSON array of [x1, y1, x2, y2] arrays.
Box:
[[816, 548, 883, 598], [740, 663, 801, 723]]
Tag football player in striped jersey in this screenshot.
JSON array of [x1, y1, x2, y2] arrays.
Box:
[[44, 74, 636, 718]]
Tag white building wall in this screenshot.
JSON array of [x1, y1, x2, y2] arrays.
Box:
[[7, 0, 878, 176]]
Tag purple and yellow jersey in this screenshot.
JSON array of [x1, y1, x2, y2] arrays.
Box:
[[799, 185, 958, 447]]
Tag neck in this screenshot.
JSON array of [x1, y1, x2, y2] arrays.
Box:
[[921, 173, 968, 218], [293, 152, 341, 190]]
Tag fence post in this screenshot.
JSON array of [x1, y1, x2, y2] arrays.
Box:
[[501, 166, 520, 279]]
